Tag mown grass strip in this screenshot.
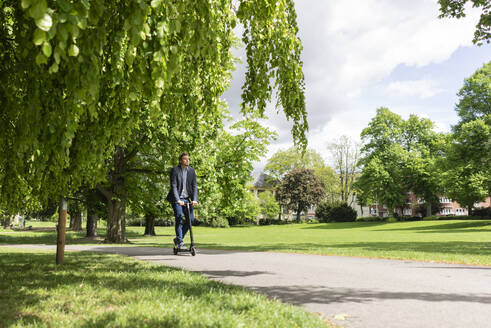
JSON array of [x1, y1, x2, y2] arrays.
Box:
[[2, 219, 490, 266], [0, 248, 330, 328]]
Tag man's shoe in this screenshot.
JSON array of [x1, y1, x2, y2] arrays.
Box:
[[178, 243, 187, 250]]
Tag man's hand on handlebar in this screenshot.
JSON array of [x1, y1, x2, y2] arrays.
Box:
[[178, 201, 184, 205], [192, 201, 198, 206]]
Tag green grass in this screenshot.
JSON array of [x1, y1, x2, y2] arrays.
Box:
[[0, 248, 330, 328], [2, 219, 491, 265]]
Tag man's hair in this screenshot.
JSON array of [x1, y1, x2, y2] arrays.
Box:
[[179, 152, 189, 161]]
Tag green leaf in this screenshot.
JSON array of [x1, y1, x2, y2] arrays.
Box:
[[29, 0, 48, 20], [35, 53, 47, 65], [68, 44, 79, 56], [36, 13, 53, 31], [151, 0, 162, 8], [21, 0, 34, 9], [49, 62, 59, 74], [33, 29, 47, 46], [42, 42, 52, 57]]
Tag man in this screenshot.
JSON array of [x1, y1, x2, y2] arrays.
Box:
[[166, 152, 198, 249]]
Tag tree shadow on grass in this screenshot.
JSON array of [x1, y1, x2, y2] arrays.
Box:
[[0, 228, 174, 245], [0, 251, 263, 328], [375, 221, 491, 233], [302, 222, 389, 230]]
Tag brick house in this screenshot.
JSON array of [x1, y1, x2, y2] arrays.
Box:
[[369, 192, 491, 217]]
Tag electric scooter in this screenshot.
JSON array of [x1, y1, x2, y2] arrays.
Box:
[[173, 202, 196, 256]]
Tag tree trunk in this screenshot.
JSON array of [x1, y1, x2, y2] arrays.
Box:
[[100, 147, 130, 243], [105, 195, 127, 243], [56, 197, 68, 265], [426, 203, 432, 217], [296, 205, 302, 222], [70, 210, 83, 231], [144, 213, 156, 236], [85, 189, 101, 238], [86, 213, 98, 238], [3, 215, 11, 229]]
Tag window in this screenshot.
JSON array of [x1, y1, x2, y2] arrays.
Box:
[[441, 208, 452, 215], [456, 208, 466, 215], [403, 208, 412, 215], [439, 197, 451, 204]]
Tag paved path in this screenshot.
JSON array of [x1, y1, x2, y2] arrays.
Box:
[[3, 244, 491, 328]]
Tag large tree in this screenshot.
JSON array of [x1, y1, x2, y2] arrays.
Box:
[[357, 108, 444, 215], [276, 168, 325, 222], [1, 1, 307, 244], [438, 0, 491, 45], [264, 147, 326, 181], [444, 120, 490, 211], [443, 61, 491, 212], [453, 61, 491, 131]]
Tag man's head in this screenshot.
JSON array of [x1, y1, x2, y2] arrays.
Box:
[[179, 152, 190, 168]]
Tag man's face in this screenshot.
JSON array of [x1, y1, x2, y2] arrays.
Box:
[[179, 155, 190, 167]]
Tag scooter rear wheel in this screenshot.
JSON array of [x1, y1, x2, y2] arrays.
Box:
[[173, 247, 178, 255]]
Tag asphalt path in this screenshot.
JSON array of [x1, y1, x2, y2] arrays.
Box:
[[3, 244, 491, 328]]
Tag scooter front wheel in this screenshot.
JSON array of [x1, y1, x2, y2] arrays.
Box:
[[190, 247, 196, 256]]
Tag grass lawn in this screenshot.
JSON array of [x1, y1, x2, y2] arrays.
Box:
[[0, 248, 330, 328], [1, 219, 490, 265]]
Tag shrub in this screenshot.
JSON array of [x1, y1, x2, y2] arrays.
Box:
[[315, 202, 332, 222], [471, 207, 491, 219], [203, 217, 230, 228], [258, 218, 288, 225], [356, 216, 386, 222], [317, 202, 357, 222], [226, 216, 256, 226], [397, 216, 421, 222]]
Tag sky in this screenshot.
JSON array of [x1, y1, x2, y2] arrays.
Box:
[[222, 0, 490, 172]]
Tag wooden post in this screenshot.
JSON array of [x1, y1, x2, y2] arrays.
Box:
[[56, 197, 68, 265]]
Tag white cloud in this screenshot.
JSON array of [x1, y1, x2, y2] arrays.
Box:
[[225, 0, 485, 167], [386, 78, 444, 99]]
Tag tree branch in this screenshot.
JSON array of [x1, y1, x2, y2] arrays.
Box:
[[96, 184, 114, 200]]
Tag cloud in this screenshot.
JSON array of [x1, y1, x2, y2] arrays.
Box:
[[386, 78, 444, 99], [223, 0, 483, 167]]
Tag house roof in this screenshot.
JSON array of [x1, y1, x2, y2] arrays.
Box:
[[253, 172, 278, 189]]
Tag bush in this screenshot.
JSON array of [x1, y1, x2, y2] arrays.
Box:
[[258, 218, 288, 225], [226, 216, 256, 226], [315, 202, 332, 222], [397, 216, 422, 222], [356, 216, 386, 222], [471, 207, 491, 219], [316, 202, 357, 222], [203, 217, 229, 228]]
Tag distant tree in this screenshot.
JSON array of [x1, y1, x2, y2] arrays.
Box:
[[444, 119, 490, 212], [327, 135, 361, 205], [438, 0, 491, 45], [453, 61, 491, 132], [264, 147, 337, 202], [357, 108, 444, 215], [264, 147, 326, 181], [443, 62, 491, 212], [276, 169, 325, 222], [258, 191, 280, 220]]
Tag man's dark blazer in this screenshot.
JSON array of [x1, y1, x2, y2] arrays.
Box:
[[166, 166, 198, 203]]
